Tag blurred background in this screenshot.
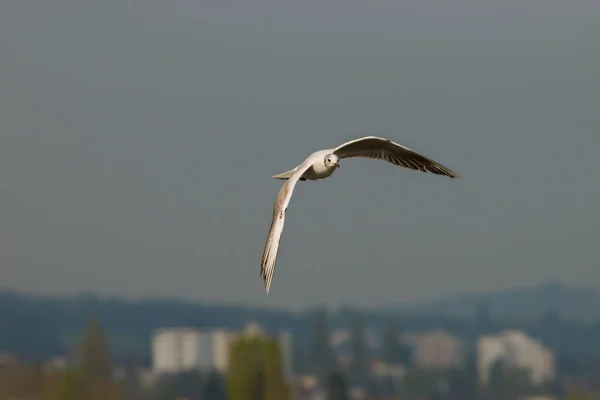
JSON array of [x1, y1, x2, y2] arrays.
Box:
[[1, 0, 600, 399]]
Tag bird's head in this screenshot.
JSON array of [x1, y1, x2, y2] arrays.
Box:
[[324, 153, 340, 169]]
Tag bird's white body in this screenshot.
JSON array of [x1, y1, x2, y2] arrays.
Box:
[[260, 136, 462, 294], [305, 162, 336, 180], [296, 150, 338, 180], [272, 149, 340, 182]]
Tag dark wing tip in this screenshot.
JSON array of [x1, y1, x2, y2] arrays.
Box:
[[436, 168, 463, 179], [435, 166, 462, 179]]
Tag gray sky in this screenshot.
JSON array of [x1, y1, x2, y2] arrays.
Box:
[[1, 0, 599, 309]]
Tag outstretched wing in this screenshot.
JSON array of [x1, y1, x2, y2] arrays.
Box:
[[333, 136, 462, 178], [260, 164, 311, 294]]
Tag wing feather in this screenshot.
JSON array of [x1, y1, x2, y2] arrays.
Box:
[[260, 165, 310, 294], [333, 136, 462, 178]]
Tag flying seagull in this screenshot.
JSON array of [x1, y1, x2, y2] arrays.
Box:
[[260, 136, 461, 294]]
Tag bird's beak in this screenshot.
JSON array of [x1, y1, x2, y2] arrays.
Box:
[[335, 162, 340, 168]]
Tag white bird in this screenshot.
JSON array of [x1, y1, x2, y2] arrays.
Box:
[[260, 136, 462, 294]]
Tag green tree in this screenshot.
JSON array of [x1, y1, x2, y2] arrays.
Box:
[[80, 317, 112, 381], [51, 368, 87, 400], [263, 339, 290, 400], [227, 336, 290, 400], [0, 360, 50, 400], [227, 337, 262, 400]]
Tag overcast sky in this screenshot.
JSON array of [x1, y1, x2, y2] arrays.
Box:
[[1, 0, 599, 309]]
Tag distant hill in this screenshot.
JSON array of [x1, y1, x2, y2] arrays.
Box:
[[0, 289, 308, 362], [1, 281, 599, 362], [394, 281, 600, 321]]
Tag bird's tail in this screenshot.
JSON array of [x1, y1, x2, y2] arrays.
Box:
[[272, 168, 298, 180]]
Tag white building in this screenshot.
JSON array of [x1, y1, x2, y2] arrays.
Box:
[[329, 328, 379, 349], [477, 330, 555, 386], [152, 323, 293, 377], [412, 329, 464, 369], [152, 327, 236, 374]]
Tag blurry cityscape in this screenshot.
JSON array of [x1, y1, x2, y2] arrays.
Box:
[[1, 282, 600, 399], [2, 0, 600, 398]]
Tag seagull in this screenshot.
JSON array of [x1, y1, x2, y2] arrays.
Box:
[[260, 136, 462, 294]]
